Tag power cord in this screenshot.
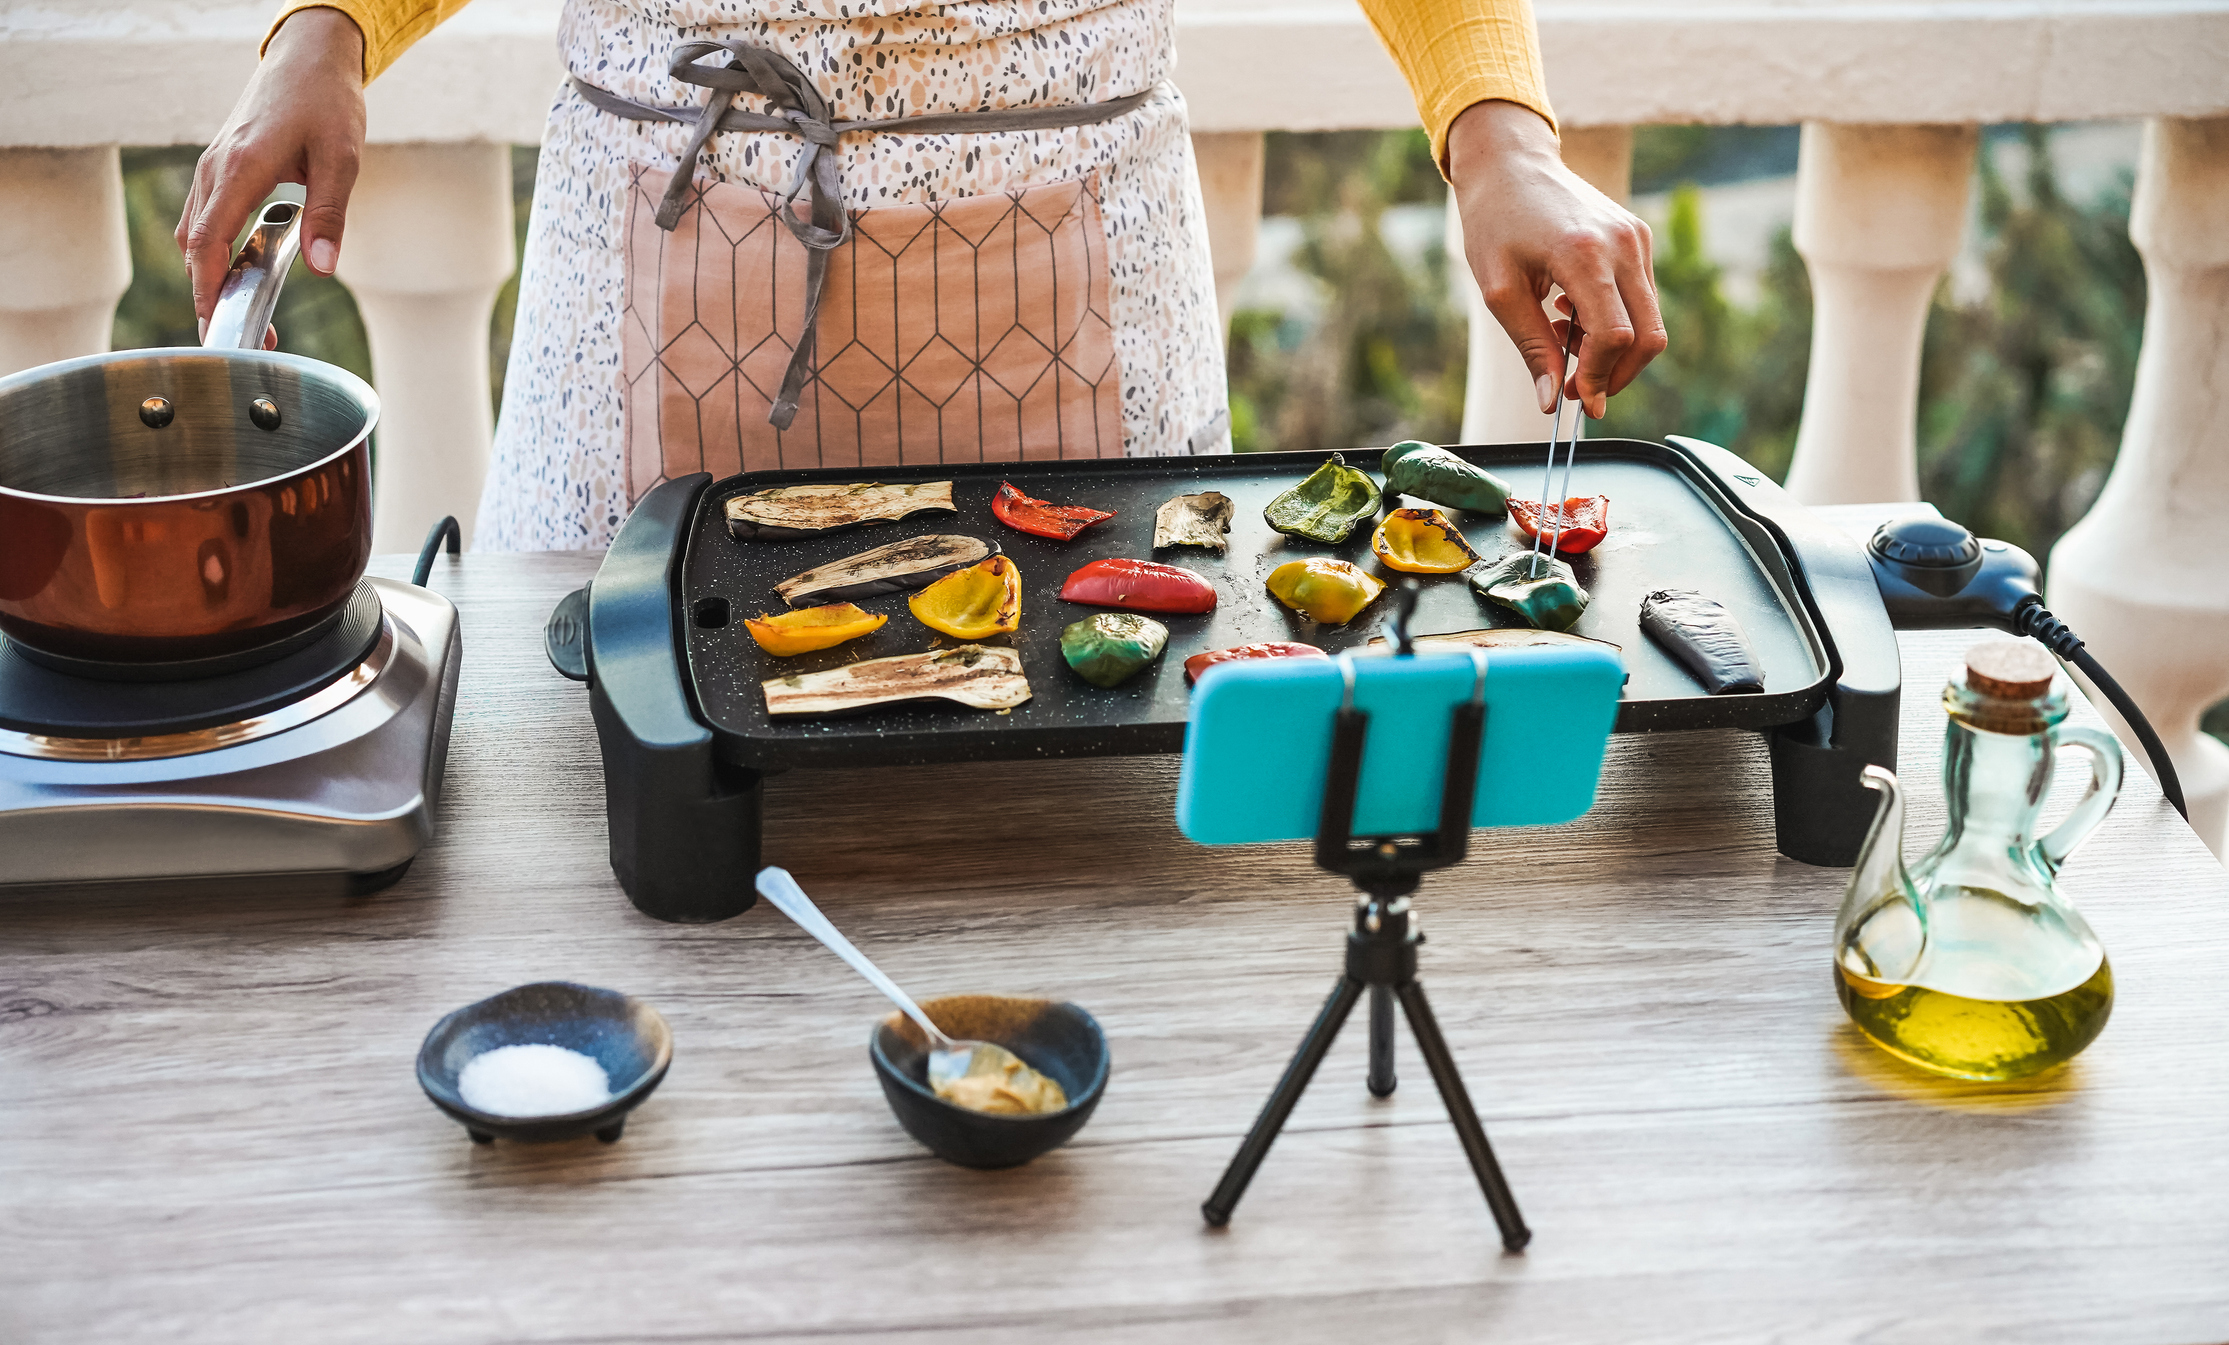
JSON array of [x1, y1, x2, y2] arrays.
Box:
[[413, 516, 461, 589], [2011, 598, 2188, 820]]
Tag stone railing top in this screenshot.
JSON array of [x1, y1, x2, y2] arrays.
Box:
[[3, 0, 2225, 146]]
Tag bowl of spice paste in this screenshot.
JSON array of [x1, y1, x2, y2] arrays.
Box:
[[870, 994, 1108, 1169], [417, 981, 672, 1144]]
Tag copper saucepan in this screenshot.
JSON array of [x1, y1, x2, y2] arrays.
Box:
[[0, 202, 378, 668]]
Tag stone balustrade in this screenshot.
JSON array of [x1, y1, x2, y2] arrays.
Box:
[[2, 0, 2226, 852]]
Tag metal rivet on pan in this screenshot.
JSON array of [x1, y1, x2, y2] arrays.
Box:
[[139, 396, 174, 429], [249, 398, 282, 431]]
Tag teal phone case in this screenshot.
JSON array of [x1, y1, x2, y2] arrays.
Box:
[[1177, 646, 1624, 845]]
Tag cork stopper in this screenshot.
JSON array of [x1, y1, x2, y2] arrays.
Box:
[[1964, 639, 2056, 698]]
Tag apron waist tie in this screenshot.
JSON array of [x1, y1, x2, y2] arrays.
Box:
[[572, 42, 1155, 429]]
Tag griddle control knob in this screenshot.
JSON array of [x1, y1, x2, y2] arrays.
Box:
[[1869, 516, 1981, 569], [1867, 514, 2041, 630]]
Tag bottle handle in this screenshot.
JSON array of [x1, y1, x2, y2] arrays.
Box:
[[2036, 724, 2124, 873]]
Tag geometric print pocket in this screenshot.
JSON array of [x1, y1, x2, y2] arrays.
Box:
[[619, 162, 1125, 501]]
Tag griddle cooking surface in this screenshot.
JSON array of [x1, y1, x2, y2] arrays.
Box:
[[680, 442, 1830, 770]]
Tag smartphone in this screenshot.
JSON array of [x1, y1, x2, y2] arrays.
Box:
[[1178, 644, 1624, 845]]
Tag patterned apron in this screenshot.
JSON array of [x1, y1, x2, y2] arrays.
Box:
[[474, 0, 1228, 551]]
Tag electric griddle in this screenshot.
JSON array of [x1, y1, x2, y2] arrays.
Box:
[[547, 436, 1901, 922]]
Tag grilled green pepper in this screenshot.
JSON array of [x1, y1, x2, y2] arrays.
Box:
[[1382, 440, 1513, 514], [1470, 551, 1589, 632], [1263, 453, 1381, 544], [1060, 613, 1169, 688]]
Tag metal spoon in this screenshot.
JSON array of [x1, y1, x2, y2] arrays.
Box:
[[754, 866, 1026, 1093]]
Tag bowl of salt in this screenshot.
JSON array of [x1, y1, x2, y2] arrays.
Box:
[[416, 981, 671, 1144]]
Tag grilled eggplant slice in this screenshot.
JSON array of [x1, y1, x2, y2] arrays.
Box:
[[725, 481, 956, 541], [1154, 491, 1235, 551], [774, 534, 996, 606], [761, 645, 1031, 716], [1640, 589, 1764, 694]]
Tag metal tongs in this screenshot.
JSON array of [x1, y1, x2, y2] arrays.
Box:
[[1525, 319, 1588, 575]]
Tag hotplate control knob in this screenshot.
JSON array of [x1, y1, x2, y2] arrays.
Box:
[[1870, 516, 1982, 569]]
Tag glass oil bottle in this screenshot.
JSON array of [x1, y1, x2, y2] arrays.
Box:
[[1834, 640, 2124, 1081]]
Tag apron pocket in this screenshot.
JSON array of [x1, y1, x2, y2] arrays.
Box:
[[620, 162, 1125, 499]]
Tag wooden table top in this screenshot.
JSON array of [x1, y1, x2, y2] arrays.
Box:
[[5, 549, 2225, 1345]]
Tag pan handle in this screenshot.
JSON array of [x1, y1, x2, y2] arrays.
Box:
[[204, 201, 304, 351]]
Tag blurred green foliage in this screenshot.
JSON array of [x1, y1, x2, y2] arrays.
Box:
[[115, 146, 374, 382], [1228, 129, 1465, 454], [1235, 124, 2144, 574], [111, 143, 539, 415]]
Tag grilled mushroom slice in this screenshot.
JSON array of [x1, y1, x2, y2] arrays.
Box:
[[774, 534, 998, 606], [725, 481, 957, 541], [1154, 491, 1235, 552], [761, 645, 1031, 716]]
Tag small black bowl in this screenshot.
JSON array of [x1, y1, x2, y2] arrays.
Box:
[[870, 994, 1108, 1169], [417, 981, 672, 1144]]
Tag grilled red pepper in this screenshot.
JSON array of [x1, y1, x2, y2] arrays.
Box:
[[1059, 558, 1217, 614], [990, 481, 1115, 541], [1507, 495, 1610, 554], [1183, 642, 1327, 686]]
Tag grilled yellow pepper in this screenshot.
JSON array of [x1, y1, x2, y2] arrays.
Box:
[[1266, 558, 1385, 625], [743, 603, 889, 656], [1370, 508, 1480, 574], [908, 555, 1022, 639]]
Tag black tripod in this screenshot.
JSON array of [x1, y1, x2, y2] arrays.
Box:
[[1199, 620, 1531, 1251]]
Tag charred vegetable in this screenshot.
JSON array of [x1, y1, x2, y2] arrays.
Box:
[[1154, 490, 1235, 551], [725, 481, 955, 541], [1366, 627, 1620, 654], [1640, 589, 1764, 695], [1263, 453, 1381, 544], [990, 480, 1115, 541], [1059, 558, 1217, 614], [1382, 440, 1512, 514], [1266, 558, 1385, 625], [763, 645, 1031, 716], [1371, 508, 1481, 575], [774, 534, 995, 606], [1507, 495, 1610, 555], [742, 603, 888, 656], [1183, 642, 1328, 686], [908, 555, 1022, 639], [1470, 551, 1589, 632], [1060, 613, 1169, 689]]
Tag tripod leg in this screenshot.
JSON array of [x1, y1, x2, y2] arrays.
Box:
[[1202, 976, 1365, 1227], [1396, 980, 1531, 1251], [1367, 984, 1397, 1097]]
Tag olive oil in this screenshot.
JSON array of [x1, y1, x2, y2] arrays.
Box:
[[1832, 640, 2126, 1083], [1837, 945, 2113, 1081]]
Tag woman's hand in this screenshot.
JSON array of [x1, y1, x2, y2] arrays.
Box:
[[1447, 100, 1666, 419], [176, 7, 368, 333]]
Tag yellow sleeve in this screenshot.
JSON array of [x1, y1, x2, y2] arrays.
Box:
[[1354, 0, 1557, 170], [263, 0, 473, 83]]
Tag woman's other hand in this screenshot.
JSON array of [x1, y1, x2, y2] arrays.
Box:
[[1447, 99, 1666, 419], [176, 7, 367, 332]]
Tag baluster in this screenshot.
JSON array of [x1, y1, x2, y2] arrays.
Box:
[[1193, 131, 1266, 339], [1784, 122, 1978, 504], [1450, 125, 1632, 445], [2047, 116, 2229, 856], [0, 147, 132, 377], [333, 142, 515, 553]]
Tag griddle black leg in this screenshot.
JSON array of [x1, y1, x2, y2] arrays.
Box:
[[1367, 984, 1397, 1097], [1397, 980, 1530, 1251], [1202, 976, 1363, 1227]]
